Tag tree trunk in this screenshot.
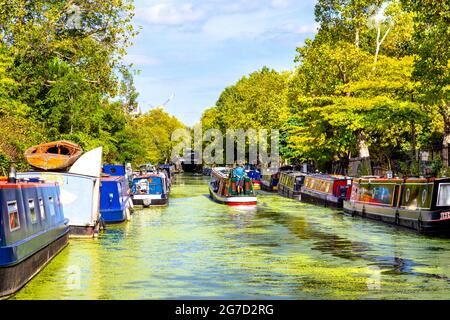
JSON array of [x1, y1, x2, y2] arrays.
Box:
[[357, 131, 372, 176], [358, 131, 370, 158], [355, 27, 360, 48]]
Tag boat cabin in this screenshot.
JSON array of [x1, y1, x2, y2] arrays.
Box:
[[0, 178, 69, 298], [131, 172, 169, 207], [344, 177, 450, 234], [300, 174, 352, 208], [278, 171, 307, 199], [209, 167, 257, 206]]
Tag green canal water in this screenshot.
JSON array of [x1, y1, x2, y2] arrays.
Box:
[[12, 174, 450, 299]]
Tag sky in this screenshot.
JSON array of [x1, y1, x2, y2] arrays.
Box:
[[127, 0, 319, 126]]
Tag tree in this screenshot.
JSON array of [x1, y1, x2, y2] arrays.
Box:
[[402, 0, 450, 166]]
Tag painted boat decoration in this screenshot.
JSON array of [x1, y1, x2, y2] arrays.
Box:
[[278, 171, 307, 199], [0, 178, 69, 299], [24, 140, 83, 171], [343, 177, 450, 234], [245, 164, 261, 190], [209, 167, 257, 206], [131, 172, 170, 207], [300, 174, 352, 208], [18, 147, 103, 238], [100, 165, 133, 223]]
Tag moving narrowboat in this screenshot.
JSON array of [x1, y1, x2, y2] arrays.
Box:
[[131, 172, 170, 207], [343, 177, 450, 234], [100, 165, 133, 224], [245, 164, 261, 190], [0, 176, 69, 298], [300, 174, 352, 208], [209, 167, 257, 206], [24, 140, 83, 171], [278, 171, 307, 199], [18, 147, 103, 238]]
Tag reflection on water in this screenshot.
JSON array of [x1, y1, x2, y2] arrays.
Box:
[[12, 174, 450, 299]]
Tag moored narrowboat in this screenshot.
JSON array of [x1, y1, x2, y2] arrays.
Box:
[[131, 172, 170, 207], [278, 171, 307, 199], [300, 174, 352, 208], [0, 177, 69, 299], [209, 167, 257, 206], [343, 177, 450, 234], [100, 165, 133, 224], [261, 171, 280, 192]]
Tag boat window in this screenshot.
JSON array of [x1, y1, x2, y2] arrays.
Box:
[[49, 196, 56, 216], [39, 198, 45, 220], [7, 201, 20, 232], [371, 185, 394, 205], [29, 199, 37, 224], [437, 183, 450, 207], [422, 189, 428, 207], [325, 183, 331, 194]]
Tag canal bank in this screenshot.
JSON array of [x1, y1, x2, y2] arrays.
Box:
[[11, 174, 450, 300]]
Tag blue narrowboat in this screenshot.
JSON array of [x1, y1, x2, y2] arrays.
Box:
[[100, 165, 132, 224], [131, 172, 169, 207], [0, 176, 69, 298]]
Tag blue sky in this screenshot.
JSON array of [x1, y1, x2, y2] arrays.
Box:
[[127, 0, 318, 126]]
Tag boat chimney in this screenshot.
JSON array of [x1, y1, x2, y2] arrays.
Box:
[[8, 161, 17, 184]]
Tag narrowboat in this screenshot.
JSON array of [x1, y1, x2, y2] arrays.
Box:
[[343, 177, 450, 234], [245, 164, 261, 190], [24, 140, 83, 171], [278, 171, 307, 199], [158, 164, 174, 189], [209, 167, 257, 206], [300, 174, 352, 208], [261, 171, 280, 192], [0, 176, 69, 299], [100, 165, 133, 224], [18, 147, 103, 238], [131, 172, 170, 207]]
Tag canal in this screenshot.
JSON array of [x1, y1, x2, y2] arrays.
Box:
[[12, 174, 450, 299]]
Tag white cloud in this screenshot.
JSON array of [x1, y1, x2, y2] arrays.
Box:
[[136, 2, 205, 26]]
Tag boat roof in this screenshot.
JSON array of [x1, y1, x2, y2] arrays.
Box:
[[306, 174, 352, 181], [211, 167, 231, 178], [101, 175, 124, 182], [134, 173, 166, 179]]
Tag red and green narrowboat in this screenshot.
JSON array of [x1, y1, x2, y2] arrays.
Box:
[[300, 174, 352, 208], [209, 167, 257, 206]]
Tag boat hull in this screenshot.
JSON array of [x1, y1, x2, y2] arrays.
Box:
[[343, 201, 450, 235], [209, 188, 257, 206], [0, 232, 69, 299], [69, 225, 99, 238], [24, 140, 82, 171], [132, 196, 168, 207], [278, 186, 301, 200], [300, 189, 343, 209]]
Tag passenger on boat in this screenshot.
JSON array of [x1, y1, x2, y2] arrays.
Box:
[[233, 164, 246, 195]]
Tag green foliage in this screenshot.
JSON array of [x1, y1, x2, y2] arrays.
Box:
[[0, 0, 185, 169], [201, 67, 291, 131]]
